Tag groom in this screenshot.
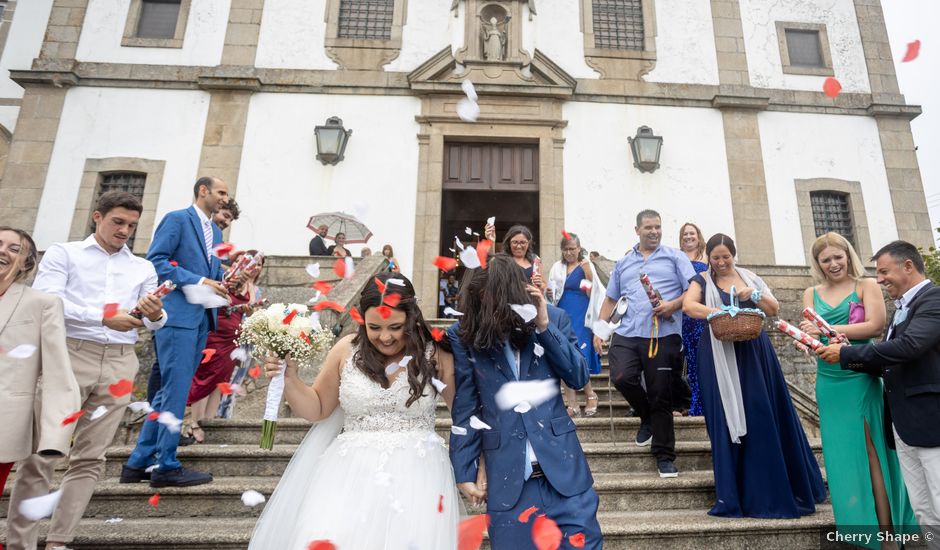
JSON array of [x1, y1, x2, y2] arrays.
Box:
[[448, 255, 602, 549]]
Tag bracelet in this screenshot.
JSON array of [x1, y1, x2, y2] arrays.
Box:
[[750, 289, 762, 303]]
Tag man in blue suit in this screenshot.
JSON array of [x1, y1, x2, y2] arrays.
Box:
[[121, 176, 229, 487], [449, 255, 602, 549]]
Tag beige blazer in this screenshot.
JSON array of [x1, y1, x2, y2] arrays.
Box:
[[0, 282, 80, 463]]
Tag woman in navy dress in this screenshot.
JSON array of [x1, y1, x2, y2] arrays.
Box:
[[679, 223, 708, 416], [683, 234, 826, 518]]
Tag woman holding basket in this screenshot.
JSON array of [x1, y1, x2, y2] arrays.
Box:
[[683, 233, 825, 518]]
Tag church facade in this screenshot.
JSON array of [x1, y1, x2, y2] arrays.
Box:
[[0, 0, 929, 310]]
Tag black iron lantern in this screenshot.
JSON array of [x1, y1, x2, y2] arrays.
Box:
[[628, 125, 663, 173], [314, 116, 352, 165]]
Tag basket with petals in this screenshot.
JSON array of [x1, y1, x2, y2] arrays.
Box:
[[706, 287, 765, 342]]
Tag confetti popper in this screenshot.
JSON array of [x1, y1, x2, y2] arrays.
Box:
[[129, 280, 176, 319], [801, 307, 849, 345], [639, 273, 662, 308], [775, 320, 823, 351], [224, 253, 254, 286]]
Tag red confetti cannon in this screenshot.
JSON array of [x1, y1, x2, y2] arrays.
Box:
[[639, 273, 662, 308], [801, 307, 848, 345], [129, 280, 176, 319], [775, 320, 823, 351]]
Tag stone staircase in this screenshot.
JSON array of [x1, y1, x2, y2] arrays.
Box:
[[1, 339, 843, 550]]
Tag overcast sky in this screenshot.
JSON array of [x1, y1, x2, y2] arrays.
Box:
[[883, 1, 940, 241]]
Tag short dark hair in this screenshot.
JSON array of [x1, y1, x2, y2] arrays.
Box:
[[193, 176, 215, 198], [872, 240, 925, 274], [219, 198, 240, 220], [635, 209, 661, 228], [95, 191, 142, 217]]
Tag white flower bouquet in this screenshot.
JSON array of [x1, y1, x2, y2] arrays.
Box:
[[238, 303, 334, 449]]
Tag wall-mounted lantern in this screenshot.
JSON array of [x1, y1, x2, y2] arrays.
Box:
[[315, 116, 352, 165], [628, 125, 663, 173]]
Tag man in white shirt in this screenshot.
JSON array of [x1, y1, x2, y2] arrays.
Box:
[[6, 191, 167, 550]]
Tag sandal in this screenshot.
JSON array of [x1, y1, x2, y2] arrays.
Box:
[[566, 406, 581, 417], [584, 394, 599, 417], [191, 423, 205, 444]]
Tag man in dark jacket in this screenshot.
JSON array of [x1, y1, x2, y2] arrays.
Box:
[[309, 224, 330, 255]]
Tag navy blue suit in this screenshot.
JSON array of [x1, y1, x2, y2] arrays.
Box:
[[449, 306, 602, 549], [128, 206, 223, 471]]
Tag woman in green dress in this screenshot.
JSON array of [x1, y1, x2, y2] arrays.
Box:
[[800, 232, 917, 549]]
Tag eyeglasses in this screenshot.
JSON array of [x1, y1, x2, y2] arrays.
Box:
[[510, 241, 529, 248]]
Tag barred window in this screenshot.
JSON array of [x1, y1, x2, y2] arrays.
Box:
[[338, 0, 394, 40], [785, 29, 823, 67], [592, 0, 645, 51], [136, 0, 181, 39], [810, 191, 854, 245], [91, 172, 146, 249]]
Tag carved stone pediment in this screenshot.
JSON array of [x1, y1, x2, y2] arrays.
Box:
[[408, 47, 575, 98]]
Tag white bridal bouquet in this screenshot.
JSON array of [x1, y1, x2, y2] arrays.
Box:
[[238, 303, 334, 449]]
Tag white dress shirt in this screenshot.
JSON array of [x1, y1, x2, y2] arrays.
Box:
[[887, 278, 931, 339], [32, 235, 168, 344]]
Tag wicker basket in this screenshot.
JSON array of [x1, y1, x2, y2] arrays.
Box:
[[708, 311, 764, 342]]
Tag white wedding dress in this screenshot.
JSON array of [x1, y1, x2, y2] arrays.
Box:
[[249, 346, 461, 549]]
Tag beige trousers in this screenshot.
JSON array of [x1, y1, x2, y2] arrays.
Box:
[[5, 338, 138, 549]]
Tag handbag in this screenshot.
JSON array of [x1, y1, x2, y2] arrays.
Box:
[[848, 301, 865, 324]]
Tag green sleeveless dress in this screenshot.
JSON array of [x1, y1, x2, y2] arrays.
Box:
[[814, 288, 918, 546]]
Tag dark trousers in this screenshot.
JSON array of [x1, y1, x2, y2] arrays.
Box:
[[146, 346, 160, 403], [608, 333, 682, 461], [489, 476, 602, 550]]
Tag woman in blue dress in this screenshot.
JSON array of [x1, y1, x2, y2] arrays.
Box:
[[679, 222, 708, 416], [683, 233, 826, 518], [548, 232, 602, 416]]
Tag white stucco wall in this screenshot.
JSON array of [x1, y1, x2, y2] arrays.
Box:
[[384, 0, 452, 72], [759, 111, 897, 265], [530, 0, 598, 79], [740, 0, 870, 93], [644, 0, 719, 85], [562, 102, 735, 259], [32, 87, 210, 248], [232, 93, 421, 277], [0, 0, 55, 117], [255, 0, 337, 70], [75, 0, 229, 66]]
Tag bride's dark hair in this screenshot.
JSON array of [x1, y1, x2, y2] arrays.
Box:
[[351, 272, 439, 407], [457, 254, 534, 352]]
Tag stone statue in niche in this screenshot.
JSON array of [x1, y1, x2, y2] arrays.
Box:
[[480, 14, 510, 61]]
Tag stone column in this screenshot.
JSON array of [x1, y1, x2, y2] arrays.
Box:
[[710, 0, 776, 264], [854, 0, 932, 246]]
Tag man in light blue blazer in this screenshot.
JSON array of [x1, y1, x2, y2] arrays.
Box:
[[449, 255, 603, 549], [121, 176, 229, 487]]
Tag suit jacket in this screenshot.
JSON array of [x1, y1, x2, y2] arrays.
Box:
[[840, 281, 940, 448], [448, 305, 593, 511], [147, 206, 224, 330], [0, 283, 81, 462], [309, 235, 329, 256]]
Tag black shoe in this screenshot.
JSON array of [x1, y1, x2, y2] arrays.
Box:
[[657, 459, 679, 478], [119, 464, 151, 483], [149, 466, 213, 488], [178, 434, 197, 447], [635, 424, 653, 447]]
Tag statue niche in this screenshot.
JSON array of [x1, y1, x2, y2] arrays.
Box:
[[479, 5, 510, 62]]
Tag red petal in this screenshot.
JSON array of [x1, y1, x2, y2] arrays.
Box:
[[438, 494, 444, 513], [376, 305, 392, 319], [313, 281, 333, 294], [902, 40, 921, 62], [282, 310, 299, 324], [147, 411, 160, 421], [211, 242, 235, 258], [148, 493, 160, 508], [103, 303, 120, 319], [108, 379, 134, 398], [562, 230, 571, 241], [476, 240, 492, 269], [532, 515, 562, 550], [61, 409, 85, 426], [201, 348, 217, 364], [431, 327, 444, 342], [374, 277, 387, 295], [306, 541, 336, 550], [217, 382, 233, 396], [433, 256, 458, 272], [169, 260, 179, 267], [823, 77, 842, 98], [333, 259, 346, 279], [383, 293, 402, 307], [518, 506, 539, 523], [569, 533, 586, 548], [300, 331, 311, 344], [248, 365, 261, 379], [458, 515, 490, 550], [349, 307, 364, 325], [314, 301, 345, 313]]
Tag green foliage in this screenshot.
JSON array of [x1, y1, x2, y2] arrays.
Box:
[[921, 228, 940, 285]]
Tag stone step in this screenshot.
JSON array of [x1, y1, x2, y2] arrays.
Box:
[[100, 441, 824, 478], [0, 505, 843, 550], [435, 400, 635, 418]]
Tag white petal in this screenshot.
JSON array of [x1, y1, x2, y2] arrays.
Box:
[[343, 256, 356, 279], [580, 279, 593, 291], [305, 263, 321, 278], [157, 411, 183, 433], [443, 307, 464, 317], [90, 406, 108, 420], [469, 415, 492, 430], [450, 425, 468, 435], [385, 363, 402, 376], [514, 401, 532, 413], [456, 98, 480, 122], [486, 216, 495, 226], [431, 377, 447, 392], [533, 343, 544, 357], [128, 401, 153, 414], [580, 343, 588, 349], [454, 236, 465, 251], [387, 278, 406, 287], [510, 304, 538, 323], [181, 284, 229, 309], [495, 380, 559, 411], [230, 347, 249, 362], [6, 344, 37, 359], [399, 355, 413, 367], [18, 490, 62, 521], [460, 247, 481, 269], [461, 79, 478, 101], [592, 319, 614, 341], [145, 465, 159, 473], [104, 518, 124, 524], [465, 227, 473, 235], [240, 490, 266, 507]]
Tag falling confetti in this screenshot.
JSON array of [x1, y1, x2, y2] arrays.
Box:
[[569, 532, 586, 548], [377, 305, 392, 319], [383, 293, 402, 307], [823, 77, 842, 98], [181, 284, 229, 309], [374, 277, 387, 295], [108, 379, 134, 398], [457, 98, 481, 122], [460, 246, 482, 269], [431, 327, 445, 342], [518, 506, 539, 523], [148, 493, 160, 508], [451, 425, 468, 435], [241, 490, 266, 507], [431, 377, 447, 392], [313, 301, 344, 313], [510, 304, 538, 323], [532, 515, 562, 550], [6, 344, 37, 359], [438, 494, 445, 513], [469, 416, 492, 430], [313, 281, 333, 294], [433, 256, 458, 272], [201, 348, 217, 364], [533, 343, 544, 357], [103, 303, 120, 319], [18, 490, 63, 520], [443, 307, 463, 317], [248, 365, 261, 379], [307, 541, 336, 550], [90, 406, 108, 420], [282, 310, 299, 324], [305, 263, 321, 278], [211, 243, 235, 259], [349, 307, 365, 325], [217, 382, 233, 395], [61, 410, 85, 426], [458, 514, 490, 550], [476, 240, 493, 269], [902, 40, 921, 62], [495, 380, 559, 411]]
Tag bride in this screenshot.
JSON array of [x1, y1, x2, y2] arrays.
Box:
[[249, 273, 477, 549]]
